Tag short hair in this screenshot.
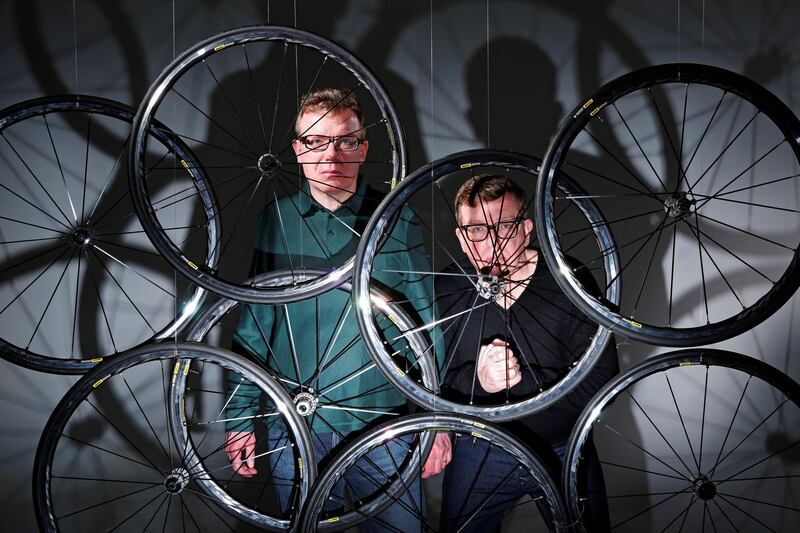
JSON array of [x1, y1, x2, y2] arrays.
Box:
[[295, 88, 364, 136], [454, 174, 527, 222]]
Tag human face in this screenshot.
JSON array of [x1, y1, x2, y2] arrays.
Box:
[[292, 109, 368, 209], [455, 192, 534, 276]]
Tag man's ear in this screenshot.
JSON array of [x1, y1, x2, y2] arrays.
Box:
[[358, 139, 369, 162], [291, 138, 303, 157], [521, 218, 534, 245], [455, 226, 470, 255]]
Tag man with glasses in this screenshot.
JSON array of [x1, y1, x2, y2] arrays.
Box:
[[223, 88, 440, 530], [431, 174, 616, 532]]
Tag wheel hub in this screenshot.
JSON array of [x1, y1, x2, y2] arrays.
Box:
[[257, 153, 281, 175], [163, 468, 190, 495], [293, 392, 318, 417], [477, 275, 504, 301], [692, 474, 717, 501], [664, 193, 695, 219], [71, 227, 93, 247]]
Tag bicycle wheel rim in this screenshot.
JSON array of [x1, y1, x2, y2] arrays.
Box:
[[0, 94, 212, 374], [183, 267, 438, 530], [298, 412, 569, 532], [129, 25, 407, 304], [563, 348, 800, 531], [353, 148, 618, 421], [33, 341, 315, 532], [536, 63, 800, 346]]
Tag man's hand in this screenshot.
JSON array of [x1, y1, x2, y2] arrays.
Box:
[[421, 432, 452, 479], [477, 339, 521, 393], [225, 431, 258, 477]]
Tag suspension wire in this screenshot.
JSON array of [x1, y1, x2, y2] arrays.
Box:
[[172, 0, 178, 346], [486, 0, 490, 148], [72, 0, 79, 95], [294, 0, 302, 265], [701, 0, 706, 64], [430, 0, 439, 414], [676, 0, 681, 63]]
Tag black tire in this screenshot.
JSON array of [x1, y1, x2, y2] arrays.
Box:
[[33, 342, 315, 531], [0, 95, 214, 374], [563, 349, 800, 532], [536, 63, 800, 346], [183, 267, 438, 530], [129, 25, 407, 304], [298, 412, 569, 532], [353, 148, 619, 421]]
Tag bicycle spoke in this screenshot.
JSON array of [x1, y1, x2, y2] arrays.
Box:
[[171, 89, 259, 157], [122, 377, 171, 464], [687, 109, 760, 193], [0, 244, 70, 315], [90, 247, 158, 332], [0, 182, 75, 232], [664, 372, 701, 472], [26, 247, 76, 350], [716, 493, 779, 532], [1, 133, 74, 229], [266, 42, 287, 152], [612, 101, 669, 192], [56, 482, 162, 522], [79, 113, 92, 222], [242, 44, 269, 152], [612, 487, 693, 530]]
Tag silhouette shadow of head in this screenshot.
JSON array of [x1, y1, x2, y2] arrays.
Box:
[[465, 36, 562, 156]]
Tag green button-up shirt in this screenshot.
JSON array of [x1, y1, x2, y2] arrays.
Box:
[[227, 177, 440, 434]]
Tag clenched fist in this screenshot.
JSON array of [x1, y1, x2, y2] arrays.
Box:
[[477, 339, 521, 393]]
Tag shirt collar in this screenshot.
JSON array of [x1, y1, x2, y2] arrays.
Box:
[[298, 176, 368, 217]]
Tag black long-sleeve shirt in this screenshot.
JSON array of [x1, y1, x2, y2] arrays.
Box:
[[435, 255, 618, 444]]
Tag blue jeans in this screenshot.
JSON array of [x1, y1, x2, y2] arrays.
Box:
[[268, 429, 426, 532], [440, 436, 610, 532]]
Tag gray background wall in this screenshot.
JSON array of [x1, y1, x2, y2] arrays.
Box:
[[1, 0, 799, 531]]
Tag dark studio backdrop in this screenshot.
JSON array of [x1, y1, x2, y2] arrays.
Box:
[[1, 1, 799, 531]]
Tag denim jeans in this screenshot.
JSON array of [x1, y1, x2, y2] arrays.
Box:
[[440, 436, 610, 532], [267, 428, 426, 532]]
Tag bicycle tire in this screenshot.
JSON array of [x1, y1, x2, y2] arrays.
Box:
[[0, 94, 215, 374], [563, 349, 800, 532], [353, 148, 619, 421], [33, 341, 315, 532], [129, 25, 407, 304], [182, 267, 438, 530], [536, 63, 800, 346], [298, 412, 570, 532]]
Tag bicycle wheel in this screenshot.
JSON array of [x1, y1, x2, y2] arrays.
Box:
[[353, 148, 619, 421], [563, 349, 800, 532], [129, 25, 406, 304], [0, 95, 215, 374], [297, 412, 569, 532], [183, 267, 438, 530], [536, 63, 800, 346], [33, 341, 315, 532]]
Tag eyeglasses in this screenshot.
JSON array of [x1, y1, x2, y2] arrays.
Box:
[[459, 219, 522, 242], [297, 135, 363, 152]]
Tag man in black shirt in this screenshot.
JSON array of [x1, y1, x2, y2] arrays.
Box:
[[434, 174, 617, 532]]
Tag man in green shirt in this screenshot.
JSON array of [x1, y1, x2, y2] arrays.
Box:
[[223, 88, 444, 528]]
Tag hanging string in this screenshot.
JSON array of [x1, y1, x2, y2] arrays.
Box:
[[676, 0, 681, 63], [701, 0, 706, 64], [172, 0, 176, 59], [486, 0, 490, 148], [72, 0, 78, 95], [172, 0, 177, 342]]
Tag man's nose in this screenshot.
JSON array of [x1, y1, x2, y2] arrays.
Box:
[[321, 141, 341, 158]]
